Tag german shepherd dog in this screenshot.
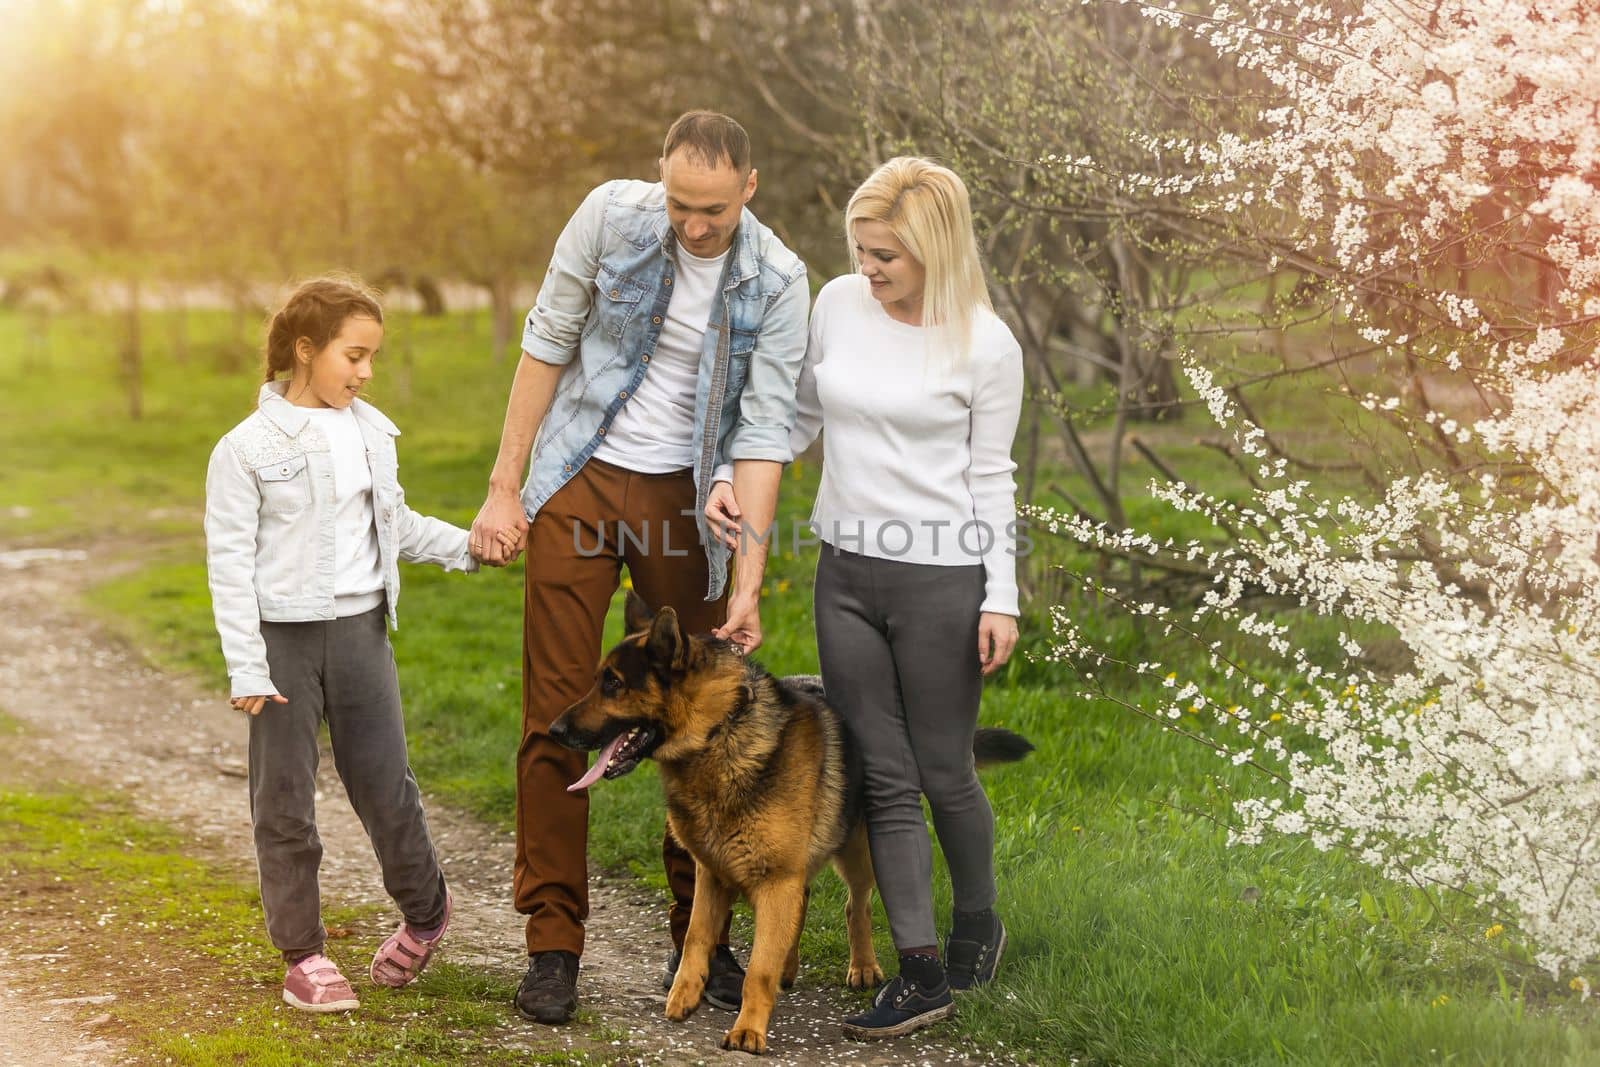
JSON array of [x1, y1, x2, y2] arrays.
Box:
[[548, 593, 1032, 1055]]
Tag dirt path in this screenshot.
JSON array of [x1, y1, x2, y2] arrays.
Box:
[[0, 548, 1019, 1066]]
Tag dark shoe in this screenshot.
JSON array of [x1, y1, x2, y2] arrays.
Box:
[[842, 974, 954, 1040], [946, 912, 1007, 990], [515, 950, 578, 1025], [661, 944, 745, 1011]]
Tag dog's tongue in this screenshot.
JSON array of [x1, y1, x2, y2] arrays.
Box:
[[567, 731, 629, 793]]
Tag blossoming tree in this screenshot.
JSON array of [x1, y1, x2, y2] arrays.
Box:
[[1035, 0, 1600, 980]]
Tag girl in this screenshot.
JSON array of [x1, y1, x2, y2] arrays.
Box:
[[205, 276, 478, 1012], [707, 158, 1024, 1039]]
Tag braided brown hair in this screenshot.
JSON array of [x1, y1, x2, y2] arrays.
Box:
[[262, 276, 384, 386]]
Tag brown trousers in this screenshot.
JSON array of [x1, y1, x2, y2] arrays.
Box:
[[515, 458, 728, 956]]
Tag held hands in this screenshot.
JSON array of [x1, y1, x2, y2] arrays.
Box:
[[978, 612, 1019, 676], [231, 693, 287, 716], [470, 490, 530, 566]]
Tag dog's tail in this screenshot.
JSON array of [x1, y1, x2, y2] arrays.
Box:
[[973, 727, 1034, 768]]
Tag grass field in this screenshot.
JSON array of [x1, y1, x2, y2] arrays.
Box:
[[4, 306, 1598, 1065], [0, 783, 618, 1065]]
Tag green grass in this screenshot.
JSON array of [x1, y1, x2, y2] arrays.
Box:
[[0, 787, 615, 1065], [7, 306, 1600, 1064]]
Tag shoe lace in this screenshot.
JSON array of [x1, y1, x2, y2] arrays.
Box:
[[874, 975, 909, 1008]]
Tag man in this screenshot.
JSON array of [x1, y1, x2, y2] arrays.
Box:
[[468, 111, 808, 1025]]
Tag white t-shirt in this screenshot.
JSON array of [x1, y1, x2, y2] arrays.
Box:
[[791, 274, 1025, 616], [593, 245, 728, 472], [305, 406, 384, 614]]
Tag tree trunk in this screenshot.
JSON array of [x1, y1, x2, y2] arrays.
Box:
[[168, 286, 189, 366], [123, 278, 143, 421], [414, 275, 446, 317], [489, 277, 517, 363]]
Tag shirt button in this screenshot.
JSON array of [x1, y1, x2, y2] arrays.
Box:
[[642, 355, 651, 363], [609, 288, 621, 298], [652, 315, 662, 324], [664, 276, 673, 286], [619, 390, 629, 399], [597, 427, 606, 436], [564, 464, 572, 472]]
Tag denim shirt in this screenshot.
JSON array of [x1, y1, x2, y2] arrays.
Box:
[[519, 179, 809, 599]]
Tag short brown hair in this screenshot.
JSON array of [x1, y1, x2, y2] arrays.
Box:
[[662, 111, 751, 174]]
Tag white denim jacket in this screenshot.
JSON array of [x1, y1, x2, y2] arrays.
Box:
[[205, 381, 476, 698]]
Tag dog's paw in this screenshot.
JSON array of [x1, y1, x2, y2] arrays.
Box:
[[846, 959, 885, 989], [722, 1025, 768, 1054], [664, 978, 703, 1021]]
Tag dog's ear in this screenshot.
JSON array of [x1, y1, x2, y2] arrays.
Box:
[[624, 589, 655, 635], [646, 606, 689, 671]]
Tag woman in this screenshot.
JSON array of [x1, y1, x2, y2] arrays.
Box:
[[707, 157, 1024, 1040]]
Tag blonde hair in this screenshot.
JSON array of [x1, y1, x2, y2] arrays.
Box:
[[845, 157, 991, 366]]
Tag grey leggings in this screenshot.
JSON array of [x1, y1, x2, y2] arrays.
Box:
[[253, 606, 448, 962], [813, 547, 997, 951]]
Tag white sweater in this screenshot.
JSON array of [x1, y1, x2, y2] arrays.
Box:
[[791, 274, 1024, 615]]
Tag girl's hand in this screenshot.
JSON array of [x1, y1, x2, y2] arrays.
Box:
[[495, 526, 524, 558], [704, 481, 742, 552], [230, 693, 287, 716], [978, 612, 1019, 676]]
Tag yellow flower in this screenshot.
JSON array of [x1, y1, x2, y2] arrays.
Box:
[[1572, 977, 1588, 992], [1269, 713, 1283, 722], [1430, 993, 1450, 1008], [776, 579, 792, 594], [1187, 704, 1201, 715], [1484, 924, 1504, 939], [1226, 705, 1241, 716], [1165, 672, 1178, 681]]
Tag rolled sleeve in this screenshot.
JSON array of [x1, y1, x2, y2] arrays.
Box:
[[521, 182, 611, 367], [723, 273, 810, 462]]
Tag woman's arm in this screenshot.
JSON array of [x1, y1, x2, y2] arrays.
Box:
[[965, 339, 1026, 618]]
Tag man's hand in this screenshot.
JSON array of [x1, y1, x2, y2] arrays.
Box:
[[978, 612, 1019, 676], [230, 693, 287, 716], [704, 481, 742, 551], [471, 488, 529, 566], [716, 591, 763, 655]]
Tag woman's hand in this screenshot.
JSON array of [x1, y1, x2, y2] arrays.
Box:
[[230, 693, 288, 716], [704, 481, 742, 552], [978, 612, 1019, 676]]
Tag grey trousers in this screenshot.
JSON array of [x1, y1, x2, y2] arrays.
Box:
[[252, 606, 448, 962], [813, 547, 998, 951]]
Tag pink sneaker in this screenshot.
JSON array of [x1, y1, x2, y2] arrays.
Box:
[[282, 954, 360, 1013], [370, 890, 452, 989]]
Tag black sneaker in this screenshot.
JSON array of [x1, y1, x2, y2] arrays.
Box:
[[661, 944, 745, 1011], [515, 950, 578, 1025], [946, 912, 1007, 990], [841, 974, 954, 1040]]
